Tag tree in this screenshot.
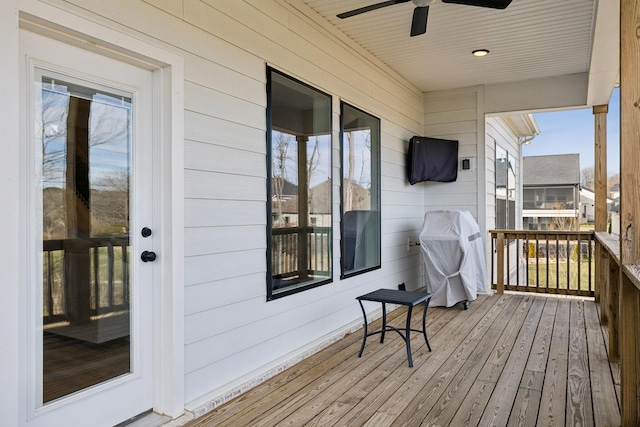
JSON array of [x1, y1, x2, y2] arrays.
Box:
[[581, 166, 594, 189], [271, 131, 293, 227]]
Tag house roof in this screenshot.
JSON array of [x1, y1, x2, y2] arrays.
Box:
[[298, 0, 618, 108], [580, 188, 614, 204], [523, 154, 580, 187]]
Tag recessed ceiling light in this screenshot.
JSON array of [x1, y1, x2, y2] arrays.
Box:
[[472, 49, 490, 57]]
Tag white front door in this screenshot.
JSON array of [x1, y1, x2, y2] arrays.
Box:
[[20, 29, 155, 426]]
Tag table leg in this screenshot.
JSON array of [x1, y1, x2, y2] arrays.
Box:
[[422, 299, 431, 351], [380, 302, 387, 343], [357, 299, 368, 358], [405, 305, 414, 367]]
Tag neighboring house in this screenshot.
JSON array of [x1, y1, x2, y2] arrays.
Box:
[[579, 187, 614, 224], [610, 183, 621, 199], [0, 1, 618, 426], [522, 154, 581, 230], [611, 203, 621, 235]]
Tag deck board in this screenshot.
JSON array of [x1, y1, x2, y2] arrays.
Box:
[[566, 300, 594, 426], [584, 301, 621, 426], [478, 297, 546, 426], [328, 295, 491, 427], [184, 293, 620, 427], [507, 298, 557, 426], [537, 298, 570, 426], [387, 293, 512, 426]]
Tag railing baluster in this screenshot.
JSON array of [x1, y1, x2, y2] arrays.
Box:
[[515, 234, 520, 289], [556, 234, 560, 291], [525, 234, 530, 287], [545, 234, 549, 293], [107, 243, 114, 309], [491, 236, 495, 286], [496, 232, 504, 294], [93, 246, 100, 311], [535, 234, 540, 290], [316, 234, 325, 271], [577, 233, 582, 292], [506, 234, 511, 289], [122, 243, 129, 306], [46, 251, 54, 320], [588, 236, 595, 292], [566, 234, 571, 290]]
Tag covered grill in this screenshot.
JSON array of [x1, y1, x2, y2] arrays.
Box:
[[419, 210, 490, 308]]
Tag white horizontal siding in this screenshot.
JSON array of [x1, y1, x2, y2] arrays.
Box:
[[185, 112, 265, 153], [422, 87, 480, 220], [184, 140, 265, 175], [184, 200, 265, 227], [41, 0, 428, 409]]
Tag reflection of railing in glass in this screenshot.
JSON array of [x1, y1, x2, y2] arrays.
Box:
[[271, 227, 331, 287], [43, 237, 130, 325]]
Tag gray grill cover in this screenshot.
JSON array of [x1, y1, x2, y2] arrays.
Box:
[[419, 210, 489, 307]]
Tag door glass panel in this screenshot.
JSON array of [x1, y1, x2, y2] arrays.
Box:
[[38, 76, 132, 403]]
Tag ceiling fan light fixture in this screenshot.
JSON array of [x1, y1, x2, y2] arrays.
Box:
[[412, 0, 434, 6], [472, 49, 490, 57]]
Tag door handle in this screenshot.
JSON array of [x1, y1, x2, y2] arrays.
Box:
[[141, 227, 152, 237], [141, 251, 157, 262]]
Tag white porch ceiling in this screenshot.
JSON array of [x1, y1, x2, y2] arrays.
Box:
[[299, 0, 618, 106]]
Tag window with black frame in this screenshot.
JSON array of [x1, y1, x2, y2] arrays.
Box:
[[266, 68, 332, 299], [340, 103, 381, 278]]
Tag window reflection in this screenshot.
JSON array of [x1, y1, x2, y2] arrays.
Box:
[[341, 103, 381, 277], [39, 76, 132, 402], [267, 69, 332, 298]]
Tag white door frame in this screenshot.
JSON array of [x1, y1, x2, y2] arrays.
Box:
[[5, 2, 184, 424]]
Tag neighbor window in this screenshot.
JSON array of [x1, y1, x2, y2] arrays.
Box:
[[340, 103, 381, 278], [266, 68, 332, 299]]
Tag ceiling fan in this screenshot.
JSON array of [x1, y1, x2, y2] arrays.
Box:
[[337, 0, 512, 37]]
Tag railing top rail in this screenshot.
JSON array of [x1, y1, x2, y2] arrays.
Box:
[[272, 226, 331, 235], [43, 236, 130, 251], [623, 264, 640, 293], [490, 229, 595, 237], [595, 231, 621, 264]]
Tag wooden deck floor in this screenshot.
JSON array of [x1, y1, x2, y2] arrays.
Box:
[[185, 293, 620, 426]]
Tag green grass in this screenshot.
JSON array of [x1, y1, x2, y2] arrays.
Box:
[[526, 260, 594, 292]]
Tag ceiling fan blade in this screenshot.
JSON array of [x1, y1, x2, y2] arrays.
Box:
[[441, 0, 512, 9], [410, 6, 429, 37], [337, 0, 411, 19]]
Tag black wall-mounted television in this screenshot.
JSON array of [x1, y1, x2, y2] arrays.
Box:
[[407, 136, 458, 184]]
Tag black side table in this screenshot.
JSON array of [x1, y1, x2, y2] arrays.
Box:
[[356, 289, 432, 367]]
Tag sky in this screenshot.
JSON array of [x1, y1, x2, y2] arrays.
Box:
[[522, 88, 620, 176]]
